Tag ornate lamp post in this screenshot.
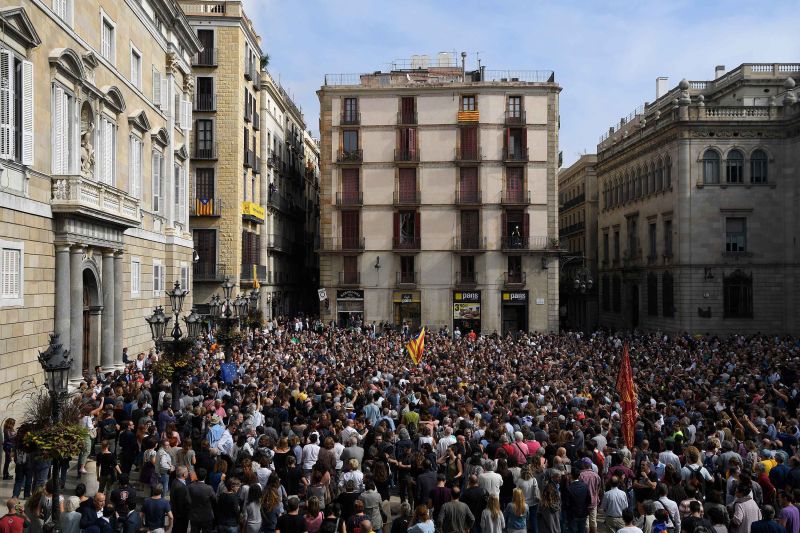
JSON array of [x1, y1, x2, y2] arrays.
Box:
[[145, 281, 203, 411], [37, 333, 72, 528], [208, 277, 242, 363]]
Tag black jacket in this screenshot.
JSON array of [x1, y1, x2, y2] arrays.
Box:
[[169, 479, 192, 519], [187, 482, 217, 523]]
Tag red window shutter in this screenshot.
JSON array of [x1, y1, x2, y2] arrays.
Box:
[[342, 168, 359, 200], [409, 128, 417, 157], [393, 212, 399, 245], [462, 126, 477, 158], [523, 212, 530, 238], [399, 168, 416, 201], [401, 97, 415, 123], [399, 128, 407, 151], [414, 211, 421, 243]]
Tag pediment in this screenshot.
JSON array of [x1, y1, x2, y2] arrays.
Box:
[[49, 48, 86, 82], [101, 85, 126, 114], [0, 7, 41, 49], [174, 145, 188, 161], [151, 127, 169, 147], [127, 110, 151, 133]]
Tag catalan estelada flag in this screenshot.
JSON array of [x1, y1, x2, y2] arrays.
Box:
[[195, 197, 214, 216], [615, 342, 637, 449], [406, 327, 426, 365]]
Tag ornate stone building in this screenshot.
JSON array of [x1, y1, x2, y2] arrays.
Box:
[[0, 0, 199, 418], [597, 64, 800, 333]]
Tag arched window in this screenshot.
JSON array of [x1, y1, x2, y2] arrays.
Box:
[[726, 149, 744, 183], [664, 156, 672, 189], [654, 162, 662, 191], [750, 149, 768, 184], [648, 163, 655, 192], [655, 159, 664, 191], [635, 168, 642, 199], [703, 149, 720, 184]]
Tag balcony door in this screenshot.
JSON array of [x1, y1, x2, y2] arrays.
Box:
[[193, 229, 217, 278], [459, 167, 478, 202], [398, 168, 416, 203], [341, 211, 360, 248], [505, 167, 524, 202], [460, 126, 478, 159], [196, 119, 213, 156], [460, 210, 479, 249], [341, 168, 359, 203]]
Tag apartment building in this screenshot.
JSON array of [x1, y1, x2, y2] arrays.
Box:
[[318, 57, 561, 335], [179, 0, 265, 308], [0, 0, 200, 417], [597, 64, 800, 334], [558, 154, 598, 333], [259, 71, 319, 318]]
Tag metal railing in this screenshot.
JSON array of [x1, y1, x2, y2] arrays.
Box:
[[193, 262, 225, 281], [393, 189, 421, 206], [455, 189, 482, 205], [503, 271, 527, 286], [503, 147, 529, 162], [397, 111, 418, 125], [192, 48, 218, 67], [267, 192, 289, 212], [339, 271, 361, 286], [335, 192, 363, 207], [394, 148, 420, 163], [500, 190, 531, 204], [322, 237, 365, 252], [244, 109, 252, 123], [194, 93, 217, 112], [482, 70, 555, 83], [266, 234, 291, 253], [340, 111, 361, 125], [452, 236, 486, 251], [393, 236, 420, 250], [253, 156, 261, 174], [455, 271, 478, 286], [193, 143, 218, 160], [240, 265, 267, 281], [253, 71, 262, 89], [190, 197, 222, 216], [396, 271, 418, 285], [454, 147, 483, 163], [559, 221, 585, 237], [562, 193, 585, 210], [336, 149, 363, 163], [505, 110, 526, 125]]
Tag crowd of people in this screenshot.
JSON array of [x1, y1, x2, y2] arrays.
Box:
[[2, 318, 800, 533]]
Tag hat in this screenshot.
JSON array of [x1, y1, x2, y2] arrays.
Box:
[[345, 402, 354, 411], [210, 414, 221, 425]]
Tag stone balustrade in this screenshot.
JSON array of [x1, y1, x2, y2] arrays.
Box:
[[51, 175, 141, 228]]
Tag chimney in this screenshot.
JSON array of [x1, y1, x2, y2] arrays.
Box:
[[656, 77, 669, 99], [715, 65, 726, 79]]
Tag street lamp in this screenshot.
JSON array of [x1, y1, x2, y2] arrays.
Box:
[[207, 276, 243, 363], [37, 333, 73, 528], [234, 294, 249, 319]]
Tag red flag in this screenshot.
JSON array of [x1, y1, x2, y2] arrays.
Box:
[[616, 342, 637, 449]]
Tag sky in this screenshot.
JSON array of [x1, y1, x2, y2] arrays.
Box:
[[242, 0, 800, 167]]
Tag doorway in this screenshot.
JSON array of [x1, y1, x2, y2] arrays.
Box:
[[82, 285, 90, 371], [82, 268, 101, 375]]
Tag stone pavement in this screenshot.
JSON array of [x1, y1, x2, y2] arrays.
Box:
[[0, 455, 101, 502]]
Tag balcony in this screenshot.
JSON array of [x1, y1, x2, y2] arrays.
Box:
[[505, 110, 526, 125], [454, 147, 483, 164], [244, 64, 253, 81], [562, 193, 585, 210], [253, 111, 260, 131], [51, 175, 141, 228], [193, 143, 218, 160], [336, 149, 363, 164], [340, 111, 360, 125], [193, 263, 226, 282], [253, 71, 262, 89], [267, 191, 289, 213], [559, 221, 585, 238], [393, 236, 420, 250], [266, 234, 292, 253], [244, 149, 255, 168], [452, 236, 486, 251], [455, 189, 482, 205], [339, 271, 361, 287], [190, 197, 222, 217], [266, 271, 288, 285], [394, 148, 420, 163], [240, 264, 267, 281], [253, 156, 262, 175], [194, 93, 217, 112], [396, 271, 418, 286], [267, 153, 280, 169], [501, 189, 531, 205], [192, 48, 218, 67], [393, 189, 421, 206], [503, 147, 529, 163], [455, 271, 478, 287], [503, 271, 527, 287], [397, 111, 417, 125], [335, 191, 363, 207], [322, 236, 365, 252], [501, 235, 551, 251], [241, 201, 265, 223]]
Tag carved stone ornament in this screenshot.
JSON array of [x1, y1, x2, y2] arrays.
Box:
[[167, 52, 180, 76], [184, 74, 194, 96], [80, 102, 95, 178], [53, 179, 70, 200]]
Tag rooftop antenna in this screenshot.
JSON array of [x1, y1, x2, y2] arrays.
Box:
[[475, 51, 484, 71]]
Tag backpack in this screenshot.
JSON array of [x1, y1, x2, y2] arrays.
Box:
[[373, 460, 390, 484], [101, 421, 117, 439], [687, 464, 707, 494], [702, 453, 717, 476]]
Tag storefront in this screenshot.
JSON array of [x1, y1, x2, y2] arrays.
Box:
[[336, 289, 364, 327], [393, 290, 421, 330], [501, 290, 529, 336], [453, 291, 481, 334]]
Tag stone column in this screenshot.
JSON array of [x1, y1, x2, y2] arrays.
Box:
[[69, 245, 85, 381], [101, 250, 115, 370], [114, 250, 124, 367], [54, 244, 71, 349]]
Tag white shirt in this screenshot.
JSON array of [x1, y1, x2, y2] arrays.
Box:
[[478, 471, 503, 497], [216, 430, 234, 457], [302, 443, 320, 470]]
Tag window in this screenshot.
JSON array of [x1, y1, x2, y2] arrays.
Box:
[[131, 258, 140, 297], [664, 157, 672, 189], [174, 163, 184, 224], [342, 130, 358, 153], [664, 219, 673, 256], [128, 136, 143, 198], [703, 149, 720, 184], [602, 231, 609, 263], [612, 275, 621, 313], [195, 119, 213, 157], [180, 264, 189, 291], [194, 229, 217, 276], [461, 95, 476, 111], [400, 256, 415, 284], [627, 217, 638, 257], [130, 47, 142, 89], [601, 275, 610, 311], [726, 149, 744, 183], [648, 222, 657, 259], [613, 230, 620, 262], [53, 0, 73, 24], [725, 217, 746, 253], [662, 271, 674, 317], [152, 260, 164, 298], [342, 97, 358, 123], [96, 115, 116, 185], [507, 96, 522, 118], [461, 256, 476, 283], [101, 15, 116, 64], [460, 126, 478, 160], [751, 149, 768, 184], [151, 151, 164, 213], [0, 240, 23, 307], [0, 51, 33, 165], [51, 84, 76, 174], [723, 269, 753, 318], [507, 256, 522, 284], [400, 96, 416, 124], [647, 273, 658, 316]]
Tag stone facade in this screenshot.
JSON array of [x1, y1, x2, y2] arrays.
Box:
[[0, 0, 200, 421], [596, 64, 800, 334], [317, 66, 561, 334], [558, 154, 599, 332]]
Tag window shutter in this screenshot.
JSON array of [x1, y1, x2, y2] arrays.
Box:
[[104, 119, 113, 184], [132, 138, 141, 198], [0, 50, 14, 160], [66, 0, 74, 24], [161, 265, 166, 296], [21, 60, 33, 165], [52, 86, 64, 173], [128, 136, 134, 194], [152, 152, 160, 212], [393, 212, 399, 244], [185, 99, 192, 130], [152, 67, 161, 106], [414, 211, 421, 242], [523, 212, 530, 238], [161, 78, 169, 110], [501, 211, 507, 236]]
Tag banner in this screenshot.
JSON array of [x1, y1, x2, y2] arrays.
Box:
[[615, 342, 637, 449], [406, 327, 426, 365]]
